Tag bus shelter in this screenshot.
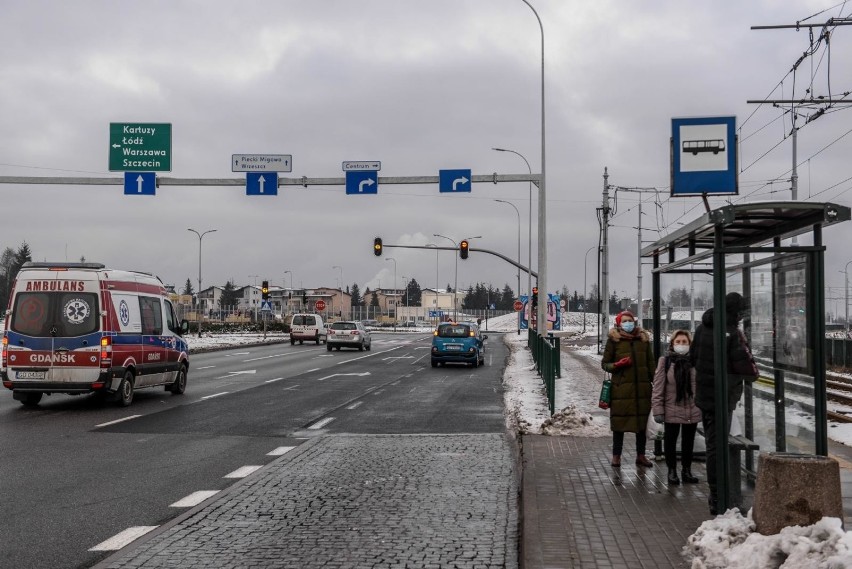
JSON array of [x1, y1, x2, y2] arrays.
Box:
[[641, 201, 850, 513]]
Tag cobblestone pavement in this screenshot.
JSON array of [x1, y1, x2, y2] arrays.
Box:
[[97, 434, 518, 569]]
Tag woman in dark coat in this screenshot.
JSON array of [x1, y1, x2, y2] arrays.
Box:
[[601, 310, 655, 467]]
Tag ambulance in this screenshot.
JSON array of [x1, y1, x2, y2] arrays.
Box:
[[1, 262, 190, 407]]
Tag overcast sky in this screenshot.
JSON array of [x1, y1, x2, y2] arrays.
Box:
[[2, 1, 851, 310]]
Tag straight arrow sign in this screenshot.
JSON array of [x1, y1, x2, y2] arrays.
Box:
[[246, 172, 278, 196], [123, 172, 155, 195]]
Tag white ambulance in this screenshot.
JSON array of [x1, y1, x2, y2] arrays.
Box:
[[1, 262, 190, 407]]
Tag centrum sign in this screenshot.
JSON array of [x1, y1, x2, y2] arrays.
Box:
[[109, 123, 172, 172]]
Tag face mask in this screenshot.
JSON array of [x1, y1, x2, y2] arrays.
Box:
[[673, 344, 689, 355], [621, 321, 635, 333]]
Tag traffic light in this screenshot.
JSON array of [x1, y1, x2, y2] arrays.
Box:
[[373, 237, 383, 257], [261, 280, 269, 300], [459, 240, 469, 260]]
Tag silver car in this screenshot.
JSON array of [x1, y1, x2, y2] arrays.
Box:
[[327, 321, 372, 351]]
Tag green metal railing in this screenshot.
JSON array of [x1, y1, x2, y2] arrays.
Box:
[[528, 329, 561, 415]]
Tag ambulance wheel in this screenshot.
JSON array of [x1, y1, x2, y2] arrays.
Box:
[[327, 344, 332, 352], [19, 392, 43, 406], [116, 370, 134, 407], [299, 340, 303, 345], [290, 339, 295, 345], [169, 364, 188, 394]]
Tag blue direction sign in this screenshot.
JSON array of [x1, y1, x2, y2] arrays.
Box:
[[246, 172, 278, 195], [671, 116, 737, 196], [123, 172, 156, 195], [439, 169, 471, 193], [345, 171, 378, 195]]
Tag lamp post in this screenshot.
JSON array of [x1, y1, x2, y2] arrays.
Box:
[[433, 234, 458, 320], [283, 270, 293, 317], [426, 243, 439, 325], [493, 148, 533, 303], [495, 199, 521, 300], [844, 261, 852, 338], [332, 265, 343, 318], [583, 245, 595, 333], [248, 274, 259, 322], [386, 258, 397, 328], [187, 228, 217, 338], [519, 0, 546, 334]]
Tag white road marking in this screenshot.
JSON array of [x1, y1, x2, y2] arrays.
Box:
[[169, 490, 219, 508], [224, 352, 251, 357], [89, 526, 158, 551], [347, 401, 363, 410], [227, 370, 256, 375], [306, 368, 321, 373], [390, 381, 400, 385], [195, 365, 215, 370], [201, 392, 228, 400], [384, 356, 415, 360], [243, 352, 301, 362], [267, 446, 296, 456], [95, 415, 141, 428], [264, 377, 285, 383], [336, 347, 401, 365], [224, 465, 263, 478], [307, 417, 335, 429], [317, 372, 370, 381]]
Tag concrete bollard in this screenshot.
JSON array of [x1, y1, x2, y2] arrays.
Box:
[[752, 452, 843, 535]]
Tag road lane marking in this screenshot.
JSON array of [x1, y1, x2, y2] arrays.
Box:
[[307, 417, 335, 429], [317, 372, 370, 381], [201, 392, 229, 400], [264, 377, 285, 383], [336, 346, 401, 365], [95, 415, 141, 428], [89, 526, 158, 551], [243, 352, 302, 362], [224, 465, 263, 478], [390, 381, 400, 385], [169, 490, 220, 508], [227, 370, 256, 375], [196, 365, 215, 370], [225, 352, 251, 357], [306, 368, 320, 373], [347, 401, 363, 410], [267, 446, 296, 456], [281, 385, 300, 391]]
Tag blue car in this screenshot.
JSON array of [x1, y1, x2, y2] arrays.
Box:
[[430, 322, 487, 368]]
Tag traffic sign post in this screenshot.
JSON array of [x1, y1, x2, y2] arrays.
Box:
[[345, 171, 378, 195], [109, 123, 172, 172], [246, 172, 278, 195], [439, 169, 471, 193], [232, 154, 292, 173], [123, 172, 156, 195]]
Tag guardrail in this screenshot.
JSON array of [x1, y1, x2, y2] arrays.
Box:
[[528, 329, 561, 415]]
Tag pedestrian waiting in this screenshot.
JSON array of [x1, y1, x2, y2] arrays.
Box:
[[652, 329, 701, 486], [601, 310, 655, 468]]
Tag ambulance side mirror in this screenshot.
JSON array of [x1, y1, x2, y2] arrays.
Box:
[[180, 319, 190, 335]]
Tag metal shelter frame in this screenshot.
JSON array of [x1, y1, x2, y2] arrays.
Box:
[[641, 201, 850, 513]]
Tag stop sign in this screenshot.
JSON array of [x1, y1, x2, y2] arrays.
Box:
[[513, 300, 523, 311], [315, 300, 326, 311]]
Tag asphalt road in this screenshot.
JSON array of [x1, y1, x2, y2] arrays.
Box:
[[0, 331, 508, 569]]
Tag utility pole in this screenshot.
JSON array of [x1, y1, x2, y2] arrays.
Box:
[[637, 202, 643, 325], [599, 168, 611, 352]]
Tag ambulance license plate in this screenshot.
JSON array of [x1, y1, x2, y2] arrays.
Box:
[[16, 371, 46, 380]]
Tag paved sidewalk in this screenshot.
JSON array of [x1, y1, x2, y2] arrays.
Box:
[[95, 434, 518, 569]]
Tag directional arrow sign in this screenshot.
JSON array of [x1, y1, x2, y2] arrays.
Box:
[[345, 171, 378, 195], [439, 169, 471, 193], [110, 123, 172, 172], [246, 172, 278, 195], [123, 172, 156, 195]]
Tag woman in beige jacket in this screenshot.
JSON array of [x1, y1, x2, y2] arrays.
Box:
[[651, 330, 701, 486]]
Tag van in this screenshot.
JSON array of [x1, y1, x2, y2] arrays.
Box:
[[290, 313, 326, 345], [1, 262, 190, 407]]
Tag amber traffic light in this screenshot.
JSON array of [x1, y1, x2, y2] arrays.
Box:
[[373, 237, 383, 257], [459, 240, 469, 260], [261, 280, 269, 300]]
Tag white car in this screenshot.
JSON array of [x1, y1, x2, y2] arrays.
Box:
[[327, 321, 371, 351]]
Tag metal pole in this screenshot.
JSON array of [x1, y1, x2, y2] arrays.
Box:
[[493, 148, 534, 304], [249, 275, 259, 322], [386, 258, 396, 328], [600, 168, 610, 348], [845, 261, 852, 338], [495, 199, 521, 300], [637, 202, 643, 325], [434, 235, 458, 321], [188, 228, 216, 338]]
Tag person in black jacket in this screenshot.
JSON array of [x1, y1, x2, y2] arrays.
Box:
[[690, 292, 758, 515]]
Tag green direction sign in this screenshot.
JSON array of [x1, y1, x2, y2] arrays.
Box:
[[109, 123, 172, 172]]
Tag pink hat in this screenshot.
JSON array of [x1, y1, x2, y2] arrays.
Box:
[[615, 310, 636, 327]]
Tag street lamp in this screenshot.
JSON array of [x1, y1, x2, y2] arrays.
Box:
[[426, 243, 439, 325], [386, 258, 397, 328], [493, 148, 533, 303], [248, 274, 259, 322], [332, 265, 343, 319], [433, 234, 458, 320], [583, 246, 596, 333], [844, 261, 852, 338], [495, 199, 521, 300], [187, 228, 217, 338], [519, 0, 546, 334]]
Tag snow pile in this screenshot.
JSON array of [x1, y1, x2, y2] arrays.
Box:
[[540, 404, 599, 435], [685, 510, 852, 568]]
